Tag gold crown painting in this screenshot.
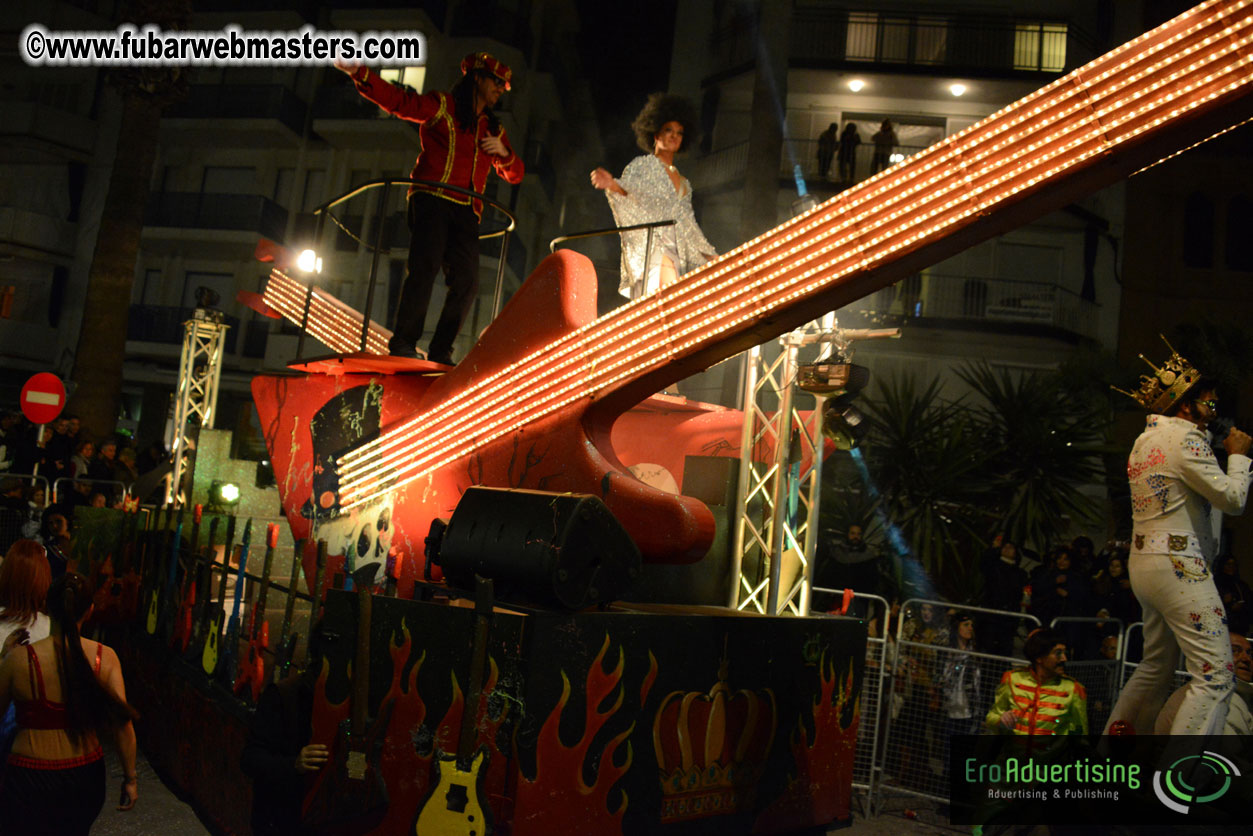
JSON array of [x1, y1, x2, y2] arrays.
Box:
[[1112, 335, 1203, 413]]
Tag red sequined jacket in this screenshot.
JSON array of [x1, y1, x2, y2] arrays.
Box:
[[349, 68, 525, 217]]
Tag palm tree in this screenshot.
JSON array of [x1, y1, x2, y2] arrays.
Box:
[[957, 361, 1109, 552], [66, 0, 190, 440], [823, 363, 1110, 601], [838, 373, 995, 599]]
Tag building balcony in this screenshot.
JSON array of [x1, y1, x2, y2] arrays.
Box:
[[0, 320, 61, 372], [0, 101, 97, 161], [143, 193, 288, 257], [708, 8, 1097, 81], [162, 84, 307, 146], [860, 273, 1099, 341], [311, 85, 422, 151], [125, 304, 243, 355], [689, 139, 929, 192], [0, 207, 77, 264]]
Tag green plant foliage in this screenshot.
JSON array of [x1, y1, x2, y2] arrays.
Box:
[[957, 361, 1108, 551], [822, 364, 1109, 601]]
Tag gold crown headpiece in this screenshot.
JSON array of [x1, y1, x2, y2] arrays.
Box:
[[1111, 335, 1203, 413]]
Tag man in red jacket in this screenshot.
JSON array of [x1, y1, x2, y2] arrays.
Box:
[[336, 52, 525, 364]]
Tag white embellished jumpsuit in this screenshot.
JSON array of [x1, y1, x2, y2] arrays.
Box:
[[1106, 414, 1251, 735]]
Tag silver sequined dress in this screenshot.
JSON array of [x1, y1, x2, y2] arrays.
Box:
[[605, 155, 717, 299]]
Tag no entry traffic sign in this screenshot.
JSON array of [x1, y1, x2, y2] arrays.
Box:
[[20, 373, 66, 425]]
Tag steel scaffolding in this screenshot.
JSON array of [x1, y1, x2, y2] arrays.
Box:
[[167, 308, 228, 505], [728, 316, 898, 616]]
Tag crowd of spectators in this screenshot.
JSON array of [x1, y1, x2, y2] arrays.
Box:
[[814, 524, 1204, 662], [0, 408, 168, 556], [815, 523, 1253, 799]]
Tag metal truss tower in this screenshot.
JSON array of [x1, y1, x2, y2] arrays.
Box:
[[728, 314, 834, 617], [167, 308, 229, 505], [728, 316, 897, 616]]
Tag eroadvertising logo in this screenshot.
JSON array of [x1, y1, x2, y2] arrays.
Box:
[[1151, 750, 1241, 814], [949, 736, 1248, 827]]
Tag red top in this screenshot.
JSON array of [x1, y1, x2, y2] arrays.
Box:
[[15, 642, 103, 730], [350, 68, 525, 217]]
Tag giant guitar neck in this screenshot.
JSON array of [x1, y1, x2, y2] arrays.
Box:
[[331, 0, 1253, 509]]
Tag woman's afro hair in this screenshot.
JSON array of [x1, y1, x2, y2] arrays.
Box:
[[631, 92, 701, 154]]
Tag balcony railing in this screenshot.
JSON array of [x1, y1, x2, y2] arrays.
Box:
[[127, 305, 241, 352], [144, 193, 289, 242], [687, 139, 929, 190], [861, 273, 1099, 340], [312, 84, 404, 121], [688, 142, 751, 190], [785, 138, 930, 184], [166, 84, 307, 135], [708, 8, 1096, 78]]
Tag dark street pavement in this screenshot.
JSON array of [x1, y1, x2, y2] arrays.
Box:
[[90, 747, 211, 836], [89, 744, 960, 836]]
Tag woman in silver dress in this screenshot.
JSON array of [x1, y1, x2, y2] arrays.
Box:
[[590, 93, 717, 300]]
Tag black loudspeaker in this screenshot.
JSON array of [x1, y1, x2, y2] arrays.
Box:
[[434, 487, 642, 610]]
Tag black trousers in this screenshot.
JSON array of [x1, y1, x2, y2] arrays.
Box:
[[0, 757, 105, 836], [395, 192, 480, 360]]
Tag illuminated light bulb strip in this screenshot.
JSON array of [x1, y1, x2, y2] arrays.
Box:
[[451, 47, 1222, 458], [343, 133, 1127, 491], [342, 60, 1115, 482], [264, 281, 362, 355], [671, 57, 1240, 346], [1097, 60, 1253, 147], [265, 269, 391, 354], [1085, 37, 1253, 136], [344, 139, 1027, 497], [1094, 20, 1253, 110], [1135, 115, 1253, 173], [263, 270, 391, 355], [305, 288, 390, 355], [337, 5, 1253, 500]]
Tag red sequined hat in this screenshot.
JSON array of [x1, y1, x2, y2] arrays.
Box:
[[460, 51, 512, 90]]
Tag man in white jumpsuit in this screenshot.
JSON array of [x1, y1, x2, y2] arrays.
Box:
[[1107, 342, 1252, 735]]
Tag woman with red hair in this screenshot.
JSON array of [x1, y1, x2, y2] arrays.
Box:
[[0, 539, 53, 762], [0, 572, 138, 833], [0, 539, 52, 649]]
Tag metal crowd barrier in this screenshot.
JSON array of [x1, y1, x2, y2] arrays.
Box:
[[52, 476, 133, 505], [1120, 621, 1190, 690], [0, 472, 51, 508], [1050, 614, 1126, 733], [875, 599, 1042, 812]]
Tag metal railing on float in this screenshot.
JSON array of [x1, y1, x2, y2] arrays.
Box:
[[295, 178, 518, 360], [550, 219, 677, 301]]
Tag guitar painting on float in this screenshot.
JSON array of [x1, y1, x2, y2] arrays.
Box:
[[251, 0, 1253, 598]]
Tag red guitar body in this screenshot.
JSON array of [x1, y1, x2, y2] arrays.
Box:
[[173, 581, 195, 653], [253, 251, 718, 596]]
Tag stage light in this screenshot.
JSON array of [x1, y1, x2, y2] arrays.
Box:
[[950, 83, 967, 97], [296, 249, 323, 274], [848, 79, 865, 92], [193, 286, 220, 308], [824, 403, 868, 451], [211, 480, 240, 506]]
